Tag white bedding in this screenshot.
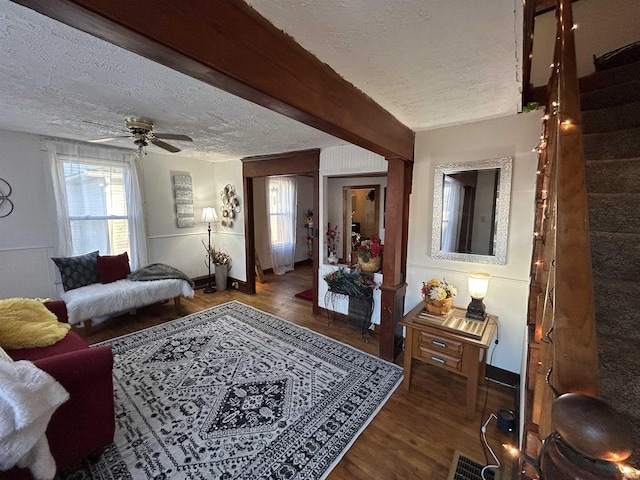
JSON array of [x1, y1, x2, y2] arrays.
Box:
[[61, 278, 194, 326]]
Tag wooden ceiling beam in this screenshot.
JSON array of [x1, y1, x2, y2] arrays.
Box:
[[12, 0, 415, 161]]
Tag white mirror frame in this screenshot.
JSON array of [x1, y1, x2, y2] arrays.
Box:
[[431, 156, 513, 265]]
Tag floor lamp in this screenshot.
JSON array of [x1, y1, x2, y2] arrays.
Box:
[[201, 207, 219, 294]]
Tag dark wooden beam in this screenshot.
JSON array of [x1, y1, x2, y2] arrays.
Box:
[[13, 0, 414, 161]]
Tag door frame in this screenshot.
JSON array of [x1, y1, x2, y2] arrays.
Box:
[[242, 149, 320, 315]]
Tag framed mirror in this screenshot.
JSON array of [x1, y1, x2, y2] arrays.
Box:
[[431, 156, 512, 265]]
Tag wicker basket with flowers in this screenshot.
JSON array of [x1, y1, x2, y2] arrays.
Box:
[[421, 278, 457, 315]]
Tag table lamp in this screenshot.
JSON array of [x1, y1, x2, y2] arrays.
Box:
[[466, 272, 491, 320]]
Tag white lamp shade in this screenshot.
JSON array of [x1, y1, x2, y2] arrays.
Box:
[[468, 272, 491, 299], [201, 207, 219, 223]]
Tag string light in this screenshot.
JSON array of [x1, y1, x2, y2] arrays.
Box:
[[618, 463, 640, 478]]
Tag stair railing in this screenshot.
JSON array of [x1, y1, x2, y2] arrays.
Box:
[[523, 0, 599, 475]]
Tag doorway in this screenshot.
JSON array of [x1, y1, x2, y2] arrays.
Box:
[[242, 150, 320, 315]]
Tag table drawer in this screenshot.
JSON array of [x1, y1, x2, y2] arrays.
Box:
[[417, 345, 462, 372], [417, 331, 463, 355]]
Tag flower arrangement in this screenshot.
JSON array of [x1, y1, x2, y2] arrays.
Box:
[[356, 235, 383, 262], [421, 278, 457, 302], [326, 225, 340, 254], [323, 268, 378, 299], [202, 240, 232, 266], [306, 208, 314, 225]]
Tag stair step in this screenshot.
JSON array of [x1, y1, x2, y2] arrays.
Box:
[[590, 232, 640, 279], [581, 80, 640, 111], [594, 278, 640, 337], [583, 127, 640, 160], [597, 329, 640, 469], [582, 101, 640, 134], [586, 158, 640, 194], [588, 193, 640, 234], [580, 59, 640, 92]]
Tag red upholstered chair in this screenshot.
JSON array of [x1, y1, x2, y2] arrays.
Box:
[[3, 301, 115, 478]]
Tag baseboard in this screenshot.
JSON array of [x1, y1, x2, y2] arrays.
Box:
[[192, 274, 248, 294], [485, 365, 519, 388]]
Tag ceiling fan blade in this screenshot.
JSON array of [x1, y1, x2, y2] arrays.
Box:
[[153, 133, 193, 142], [150, 138, 181, 153], [89, 136, 131, 143]]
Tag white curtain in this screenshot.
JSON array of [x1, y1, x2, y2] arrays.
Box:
[[45, 140, 149, 270], [441, 176, 463, 252], [266, 176, 297, 275]]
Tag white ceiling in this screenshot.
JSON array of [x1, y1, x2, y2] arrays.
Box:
[[0, 0, 522, 162]]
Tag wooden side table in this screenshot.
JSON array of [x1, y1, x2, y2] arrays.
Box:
[[399, 303, 497, 419]]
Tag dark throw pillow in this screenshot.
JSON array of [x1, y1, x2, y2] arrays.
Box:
[[97, 252, 131, 284], [51, 251, 99, 292]]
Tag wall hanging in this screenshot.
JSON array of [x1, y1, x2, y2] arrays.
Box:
[[173, 173, 194, 228], [0, 178, 14, 218], [220, 184, 240, 227]]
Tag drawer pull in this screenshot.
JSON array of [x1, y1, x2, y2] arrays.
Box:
[[430, 355, 446, 364], [431, 339, 448, 349]]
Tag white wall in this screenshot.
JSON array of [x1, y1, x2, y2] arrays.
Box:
[[406, 112, 541, 373], [531, 0, 640, 87], [141, 150, 216, 279], [141, 154, 245, 282], [209, 160, 246, 282], [0, 130, 58, 298]]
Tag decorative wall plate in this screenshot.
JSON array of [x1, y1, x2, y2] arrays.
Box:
[[220, 184, 240, 227]]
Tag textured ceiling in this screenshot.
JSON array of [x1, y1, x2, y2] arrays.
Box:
[[246, 0, 523, 131], [0, 0, 522, 161]]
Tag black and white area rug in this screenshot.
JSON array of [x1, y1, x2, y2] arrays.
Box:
[[74, 301, 403, 479]]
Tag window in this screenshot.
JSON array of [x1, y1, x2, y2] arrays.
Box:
[[268, 179, 295, 248], [62, 159, 131, 257], [46, 140, 148, 270], [266, 176, 297, 275]]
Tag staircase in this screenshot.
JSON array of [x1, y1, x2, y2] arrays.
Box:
[[580, 53, 640, 466]]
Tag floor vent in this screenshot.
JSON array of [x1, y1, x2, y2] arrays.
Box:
[[447, 450, 500, 480]]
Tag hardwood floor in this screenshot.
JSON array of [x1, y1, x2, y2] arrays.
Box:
[[78, 264, 517, 479]]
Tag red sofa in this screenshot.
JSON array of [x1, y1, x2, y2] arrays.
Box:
[[3, 301, 115, 478]]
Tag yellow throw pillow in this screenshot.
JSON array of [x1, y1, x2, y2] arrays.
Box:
[[0, 298, 71, 349]]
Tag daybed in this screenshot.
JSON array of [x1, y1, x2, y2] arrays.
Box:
[[2, 300, 115, 479], [51, 252, 195, 331], [61, 277, 194, 330]]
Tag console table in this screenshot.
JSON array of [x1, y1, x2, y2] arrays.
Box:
[[399, 302, 497, 419]]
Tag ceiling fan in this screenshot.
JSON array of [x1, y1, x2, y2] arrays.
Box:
[[89, 116, 193, 154]]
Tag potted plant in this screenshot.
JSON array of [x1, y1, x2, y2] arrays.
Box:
[[204, 244, 232, 292], [323, 267, 377, 299], [356, 235, 383, 272], [421, 278, 457, 315]]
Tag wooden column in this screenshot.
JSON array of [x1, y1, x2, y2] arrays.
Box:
[[379, 157, 413, 361]]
